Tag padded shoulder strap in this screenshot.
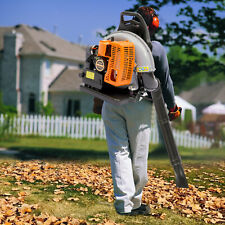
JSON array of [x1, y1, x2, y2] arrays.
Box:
[[118, 11, 152, 50]]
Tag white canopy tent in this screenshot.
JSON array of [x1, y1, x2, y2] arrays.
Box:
[[202, 101, 225, 115], [175, 96, 197, 121]]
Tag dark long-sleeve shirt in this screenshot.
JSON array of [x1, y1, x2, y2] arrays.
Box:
[[151, 41, 175, 109]]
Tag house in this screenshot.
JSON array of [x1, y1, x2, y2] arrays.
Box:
[[179, 81, 225, 119], [0, 24, 93, 116], [180, 82, 225, 137], [48, 67, 93, 116], [197, 102, 225, 138]]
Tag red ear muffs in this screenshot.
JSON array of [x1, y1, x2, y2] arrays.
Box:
[[137, 7, 159, 30], [152, 16, 159, 29]]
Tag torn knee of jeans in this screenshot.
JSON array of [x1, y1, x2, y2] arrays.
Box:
[[114, 145, 130, 156]]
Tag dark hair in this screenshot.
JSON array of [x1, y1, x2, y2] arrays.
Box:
[[136, 7, 158, 27]]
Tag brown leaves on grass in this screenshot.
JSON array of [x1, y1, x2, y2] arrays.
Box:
[[89, 213, 120, 225], [0, 196, 38, 224], [0, 161, 225, 224], [142, 166, 225, 224], [0, 196, 119, 224]]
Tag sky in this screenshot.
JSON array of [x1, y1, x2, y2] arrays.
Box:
[[0, 0, 222, 56], [0, 0, 180, 46]]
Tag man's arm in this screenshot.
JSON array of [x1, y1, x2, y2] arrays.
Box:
[[152, 41, 176, 110]]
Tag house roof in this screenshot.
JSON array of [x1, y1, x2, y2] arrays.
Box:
[[0, 24, 86, 62], [49, 67, 82, 92], [179, 81, 225, 105]]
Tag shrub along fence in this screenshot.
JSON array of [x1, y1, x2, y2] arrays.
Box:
[[0, 114, 224, 149]]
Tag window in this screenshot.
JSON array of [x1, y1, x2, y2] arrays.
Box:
[[28, 93, 36, 113], [66, 99, 80, 117], [74, 100, 80, 116], [45, 59, 51, 76]]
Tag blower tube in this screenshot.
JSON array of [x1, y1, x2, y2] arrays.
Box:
[[151, 82, 188, 188]]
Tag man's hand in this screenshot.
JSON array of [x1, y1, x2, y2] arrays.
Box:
[[168, 105, 182, 121]]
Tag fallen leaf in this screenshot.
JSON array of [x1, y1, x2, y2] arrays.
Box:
[[2, 193, 12, 196], [89, 217, 101, 222], [67, 197, 79, 201], [23, 186, 31, 190], [18, 191, 27, 197], [53, 197, 62, 202], [11, 188, 19, 191], [54, 189, 65, 195], [160, 213, 166, 220]]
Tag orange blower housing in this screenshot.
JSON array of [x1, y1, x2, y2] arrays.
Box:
[[98, 40, 135, 87]]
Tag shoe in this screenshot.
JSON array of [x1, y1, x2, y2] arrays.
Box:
[[131, 204, 151, 215], [117, 204, 151, 216]]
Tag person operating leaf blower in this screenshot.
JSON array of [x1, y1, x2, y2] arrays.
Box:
[[100, 6, 182, 215]]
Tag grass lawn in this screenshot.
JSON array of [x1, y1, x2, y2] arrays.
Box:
[[0, 136, 225, 224]]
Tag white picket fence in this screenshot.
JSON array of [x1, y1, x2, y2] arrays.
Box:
[[0, 114, 106, 139], [0, 114, 224, 149]]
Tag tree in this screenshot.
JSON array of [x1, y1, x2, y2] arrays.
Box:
[[98, 0, 225, 56], [167, 46, 225, 93], [127, 0, 225, 55]]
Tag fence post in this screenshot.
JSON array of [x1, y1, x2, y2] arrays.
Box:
[[87, 117, 90, 139], [83, 117, 87, 138], [80, 117, 84, 139], [25, 114, 28, 135], [43, 115, 46, 136], [50, 115, 53, 137], [29, 115, 33, 135], [46, 116, 50, 137], [191, 133, 195, 149], [21, 114, 25, 136], [95, 118, 99, 138], [180, 131, 184, 147], [71, 117, 75, 138], [54, 116, 58, 137], [62, 116, 67, 137], [100, 119, 105, 139], [173, 129, 178, 147], [74, 117, 78, 139], [91, 118, 95, 139], [67, 116, 71, 138], [12, 115, 16, 135]]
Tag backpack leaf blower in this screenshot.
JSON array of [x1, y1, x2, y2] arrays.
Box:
[[80, 11, 188, 188]]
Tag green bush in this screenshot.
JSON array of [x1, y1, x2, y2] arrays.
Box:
[[84, 113, 101, 119], [183, 109, 194, 132], [0, 114, 17, 142], [184, 109, 193, 126], [37, 101, 55, 116], [36, 92, 55, 116], [0, 92, 17, 114]]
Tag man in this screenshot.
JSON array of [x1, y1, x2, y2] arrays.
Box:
[[101, 6, 181, 215]]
